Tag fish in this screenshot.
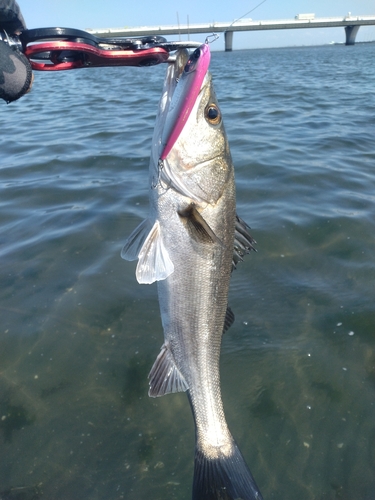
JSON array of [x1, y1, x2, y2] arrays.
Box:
[[122, 43, 262, 500]]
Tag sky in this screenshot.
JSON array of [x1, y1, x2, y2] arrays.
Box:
[[20, 0, 375, 50]]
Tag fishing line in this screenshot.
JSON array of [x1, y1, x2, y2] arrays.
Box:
[[230, 0, 268, 26]]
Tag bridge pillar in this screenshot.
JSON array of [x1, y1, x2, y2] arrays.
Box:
[[224, 30, 233, 51], [345, 25, 360, 45]]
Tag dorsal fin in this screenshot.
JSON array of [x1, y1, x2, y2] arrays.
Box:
[[232, 214, 257, 271], [223, 306, 235, 334]]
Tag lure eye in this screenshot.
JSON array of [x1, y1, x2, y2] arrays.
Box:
[[205, 104, 221, 125], [192, 48, 201, 60], [184, 47, 201, 73]]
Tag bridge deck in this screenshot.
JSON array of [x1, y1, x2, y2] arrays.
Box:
[[87, 16, 375, 38]]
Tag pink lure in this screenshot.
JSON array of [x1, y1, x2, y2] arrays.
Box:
[[160, 43, 211, 160]]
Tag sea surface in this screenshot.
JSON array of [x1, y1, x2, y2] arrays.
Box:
[[1, 43, 375, 500]]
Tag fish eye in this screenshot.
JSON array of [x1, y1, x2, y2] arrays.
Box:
[[205, 104, 221, 125]]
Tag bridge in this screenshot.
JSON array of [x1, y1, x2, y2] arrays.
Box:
[[87, 14, 375, 51]]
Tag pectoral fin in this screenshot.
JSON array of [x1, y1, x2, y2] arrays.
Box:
[[148, 343, 189, 397], [178, 204, 222, 245]]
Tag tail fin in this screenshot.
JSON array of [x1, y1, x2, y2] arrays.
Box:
[[192, 442, 263, 500]]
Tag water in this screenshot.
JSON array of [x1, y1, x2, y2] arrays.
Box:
[[1, 43, 375, 499]]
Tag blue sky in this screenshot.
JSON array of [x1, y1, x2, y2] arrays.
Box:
[[20, 0, 375, 49]]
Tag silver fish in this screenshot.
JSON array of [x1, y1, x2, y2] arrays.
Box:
[[122, 45, 262, 500]]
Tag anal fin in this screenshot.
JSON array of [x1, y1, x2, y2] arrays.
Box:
[[148, 343, 189, 397]]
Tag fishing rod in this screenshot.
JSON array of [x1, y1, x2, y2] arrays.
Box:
[[0, 27, 203, 71]]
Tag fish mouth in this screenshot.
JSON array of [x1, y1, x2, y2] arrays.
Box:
[[159, 45, 210, 161], [151, 48, 205, 173], [150, 49, 190, 162], [151, 46, 214, 199], [164, 48, 190, 111]]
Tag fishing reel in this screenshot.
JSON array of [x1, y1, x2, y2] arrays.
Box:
[[1, 27, 202, 71]]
